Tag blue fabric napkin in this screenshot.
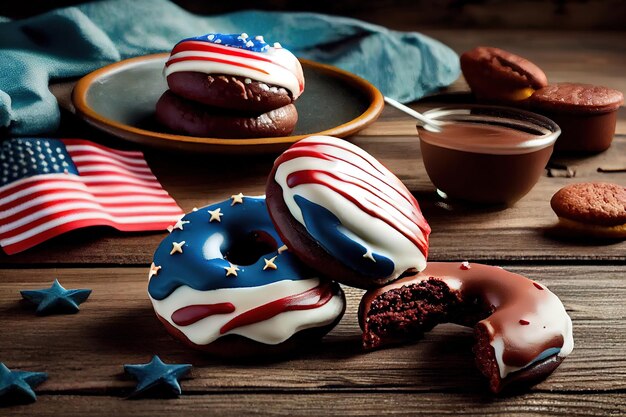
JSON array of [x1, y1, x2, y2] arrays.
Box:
[[0, 0, 460, 135]]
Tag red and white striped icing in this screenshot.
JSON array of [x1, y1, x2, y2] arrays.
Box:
[[273, 136, 431, 281], [164, 40, 305, 99]]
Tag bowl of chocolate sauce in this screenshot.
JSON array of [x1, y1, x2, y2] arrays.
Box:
[[417, 106, 561, 205]]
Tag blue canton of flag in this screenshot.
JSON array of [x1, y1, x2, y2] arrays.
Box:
[[0, 138, 78, 187], [0, 138, 184, 255]]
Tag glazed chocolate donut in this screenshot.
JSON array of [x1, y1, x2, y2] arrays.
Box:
[[359, 262, 574, 393], [147, 196, 346, 357], [266, 136, 431, 289], [155, 90, 298, 138], [164, 33, 305, 113]]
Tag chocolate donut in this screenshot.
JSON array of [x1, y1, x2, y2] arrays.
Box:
[[155, 90, 298, 138], [164, 33, 304, 113], [266, 136, 431, 289], [359, 262, 574, 393], [147, 196, 346, 357]]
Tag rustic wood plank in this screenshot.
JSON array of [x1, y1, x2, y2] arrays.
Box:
[[1, 266, 624, 394], [2, 131, 624, 266], [4, 391, 626, 417]]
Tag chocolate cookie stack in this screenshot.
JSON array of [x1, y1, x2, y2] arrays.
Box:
[[156, 33, 305, 138]]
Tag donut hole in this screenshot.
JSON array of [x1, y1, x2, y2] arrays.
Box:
[[223, 230, 279, 266]]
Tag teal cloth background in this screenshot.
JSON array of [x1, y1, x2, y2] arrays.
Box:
[[0, 0, 460, 135]]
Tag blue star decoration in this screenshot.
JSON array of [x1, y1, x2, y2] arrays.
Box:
[[20, 279, 92, 315], [0, 363, 47, 404], [124, 356, 192, 398]]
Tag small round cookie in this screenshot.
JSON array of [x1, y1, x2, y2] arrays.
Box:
[[550, 182, 626, 238], [148, 196, 346, 357], [359, 262, 574, 393], [266, 135, 431, 289], [155, 90, 298, 138], [164, 33, 305, 113], [460, 46, 548, 103]]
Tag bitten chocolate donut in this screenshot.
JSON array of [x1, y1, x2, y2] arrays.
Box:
[[155, 90, 298, 138], [148, 196, 346, 357], [266, 136, 431, 289], [359, 262, 574, 393], [164, 33, 305, 113]]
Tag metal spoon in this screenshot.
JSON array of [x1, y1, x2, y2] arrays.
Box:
[[384, 96, 442, 131]]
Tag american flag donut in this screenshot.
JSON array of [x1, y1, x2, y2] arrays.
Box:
[[147, 196, 345, 356], [266, 136, 431, 289], [164, 33, 305, 101]]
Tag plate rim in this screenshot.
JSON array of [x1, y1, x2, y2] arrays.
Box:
[[72, 53, 384, 148]]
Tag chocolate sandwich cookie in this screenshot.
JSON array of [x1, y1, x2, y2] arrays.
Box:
[[167, 73, 293, 113], [460, 46, 548, 104], [550, 182, 626, 239], [155, 90, 298, 138], [530, 83, 624, 153], [164, 33, 305, 113], [359, 262, 574, 393]]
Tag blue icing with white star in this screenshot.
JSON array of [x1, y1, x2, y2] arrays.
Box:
[[148, 196, 315, 300], [181, 33, 270, 52], [293, 195, 395, 278], [0, 138, 78, 187]]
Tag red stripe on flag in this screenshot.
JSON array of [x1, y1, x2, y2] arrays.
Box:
[[166, 56, 269, 75], [171, 41, 274, 63]]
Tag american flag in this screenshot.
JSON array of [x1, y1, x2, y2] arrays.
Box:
[[0, 138, 184, 255]]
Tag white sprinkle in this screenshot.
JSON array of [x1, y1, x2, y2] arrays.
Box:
[[255, 35, 264, 41], [215, 39, 221, 44], [246, 40, 254, 48], [269, 86, 279, 93], [240, 32, 248, 39], [259, 83, 270, 92], [273, 42, 282, 48], [207, 34, 215, 40], [244, 78, 252, 84]]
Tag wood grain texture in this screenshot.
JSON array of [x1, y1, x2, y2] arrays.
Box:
[[0, 266, 624, 396], [4, 392, 626, 417], [2, 28, 626, 416]]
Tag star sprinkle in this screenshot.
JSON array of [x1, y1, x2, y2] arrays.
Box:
[[230, 193, 244, 206], [0, 363, 47, 404], [263, 256, 278, 271], [148, 262, 162, 279], [20, 279, 91, 315], [172, 219, 190, 231], [363, 249, 376, 262], [170, 241, 185, 255], [208, 208, 223, 222], [224, 263, 239, 277], [124, 356, 191, 397]]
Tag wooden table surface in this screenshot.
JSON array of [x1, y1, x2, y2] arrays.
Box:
[[1, 29, 625, 416]]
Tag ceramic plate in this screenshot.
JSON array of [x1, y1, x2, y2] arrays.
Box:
[[72, 53, 384, 153]]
